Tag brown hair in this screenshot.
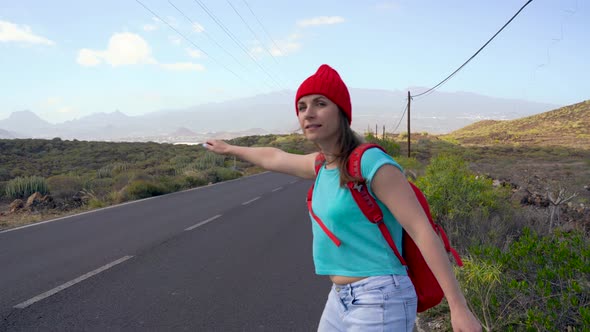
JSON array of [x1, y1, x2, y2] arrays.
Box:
[[319, 110, 364, 187]]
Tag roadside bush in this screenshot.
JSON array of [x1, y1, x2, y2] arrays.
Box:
[[198, 167, 242, 184], [457, 228, 590, 331], [85, 178, 115, 198], [416, 154, 511, 249], [183, 174, 208, 188], [5, 176, 49, 199], [113, 172, 132, 192], [125, 180, 167, 199], [365, 133, 401, 156], [97, 162, 130, 178], [47, 175, 83, 200], [216, 168, 241, 182]]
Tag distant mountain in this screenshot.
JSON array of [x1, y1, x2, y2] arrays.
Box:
[[60, 110, 130, 127], [170, 127, 198, 137], [447, 100, 590, 149], [0, 110, 52, 131], [0, 128, 19, 139], [0, 89, 563, 142]]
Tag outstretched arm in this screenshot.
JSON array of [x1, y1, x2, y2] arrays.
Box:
[[371, 164, 482, 332], [204, 139, 318, 180]]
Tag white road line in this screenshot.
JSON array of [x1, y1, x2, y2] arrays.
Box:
[[14, 255, 134, 309], [289, 180, 298, 184], [185, 214, 222, 231], [272, 186, 283, 192], [242, 197, 260, 205]]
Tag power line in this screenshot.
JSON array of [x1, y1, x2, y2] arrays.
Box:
[[391, 103, 408, 134], [134, 0, 243, 81], [241, 0, 284, 56], [168, 0, 248, 70], [225, 0, 279, 64], [412, 0, 534, 98], [192, 0, 286, 92]]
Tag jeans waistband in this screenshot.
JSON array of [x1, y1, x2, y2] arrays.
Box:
[[332, 275, 401, 293]]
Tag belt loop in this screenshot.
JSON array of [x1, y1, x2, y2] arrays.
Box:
[[391, 274, 399, 287]]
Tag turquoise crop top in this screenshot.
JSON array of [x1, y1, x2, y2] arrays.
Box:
[[309, 147, 407, 277]]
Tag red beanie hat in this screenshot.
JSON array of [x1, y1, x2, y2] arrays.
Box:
[[295, 64, 352, 125]]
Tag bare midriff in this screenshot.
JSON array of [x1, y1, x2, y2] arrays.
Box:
[[330, 275, 367, 285]]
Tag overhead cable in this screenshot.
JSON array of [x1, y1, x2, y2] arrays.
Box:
[[412, 0, 534, 98]]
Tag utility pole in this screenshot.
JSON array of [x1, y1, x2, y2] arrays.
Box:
[[407, 91, 411, 158]]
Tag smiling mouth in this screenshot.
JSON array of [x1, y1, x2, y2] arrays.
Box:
[[305, 124, 321, 129]]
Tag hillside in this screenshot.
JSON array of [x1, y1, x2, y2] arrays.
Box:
[[446, 100, 590, 149]]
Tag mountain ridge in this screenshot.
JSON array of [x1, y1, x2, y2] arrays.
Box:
[[0, 88, 561, 141], [447, 100, 590, 149]]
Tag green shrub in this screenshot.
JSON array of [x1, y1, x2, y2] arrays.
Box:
[[364, 133, 401, 156], [85, 178, 115, 198], [5, 176, 48, 199], [416, 154, 507, 222], [47, 175, 83, 200], [87, 198, 106, 209], [415, 154, 512, 250], [459, 229, 590, 331], [97, 162, 130, 178], [395, 156, 422, 172], [215, 168, 241, 182], [183, 174, 208, 187], [125, 180, 167, 199]]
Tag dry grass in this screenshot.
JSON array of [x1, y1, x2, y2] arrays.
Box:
[[0, 206, 92, 230], [446, 100, 590, 149]]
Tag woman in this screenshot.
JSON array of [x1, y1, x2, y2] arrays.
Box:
[[204, 64, 481, 331]]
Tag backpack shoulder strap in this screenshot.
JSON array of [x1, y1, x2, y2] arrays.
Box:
[[308, 151, 341, 246], [346, 143, 385, 179], [408, 182, 463, 266], [314, 152, 325, 176], [346, 143, 406, 265]]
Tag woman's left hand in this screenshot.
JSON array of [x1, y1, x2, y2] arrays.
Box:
[[450, 306, 482, 332]]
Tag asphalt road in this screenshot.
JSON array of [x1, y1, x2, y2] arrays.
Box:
[[0, 172, 331, 331]]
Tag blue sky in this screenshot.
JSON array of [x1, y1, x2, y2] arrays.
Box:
[[1, 0, 588, 123]]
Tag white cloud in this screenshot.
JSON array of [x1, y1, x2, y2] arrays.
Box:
[[249, 34, 302, 57], [160, 62, 205, 71], [45, 97, 62, 106], [77, 32, 156, 67], [169, 35, 182, 45], [297, 16, 345, 27], [192, 23, 205, 33], [250, 46, 265, 57], [186, 48, 204, 58], [269, 33, 302, 56], [0, 20, 55, 45], [271, 41, 301, 56], [77, 48, 103, 66], [143, 24, 157, 32]]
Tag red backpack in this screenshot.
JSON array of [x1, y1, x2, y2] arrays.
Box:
[[306, 143, 463, 312]]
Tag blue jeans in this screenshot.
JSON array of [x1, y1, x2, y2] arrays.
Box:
[[317, 275, 418, 332]]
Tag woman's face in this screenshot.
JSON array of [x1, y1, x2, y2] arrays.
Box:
[[297, 94, 341, 145]]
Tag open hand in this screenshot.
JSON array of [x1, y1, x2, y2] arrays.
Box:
[[203, 140, 233, 155], [451, 307, 482, 332]]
